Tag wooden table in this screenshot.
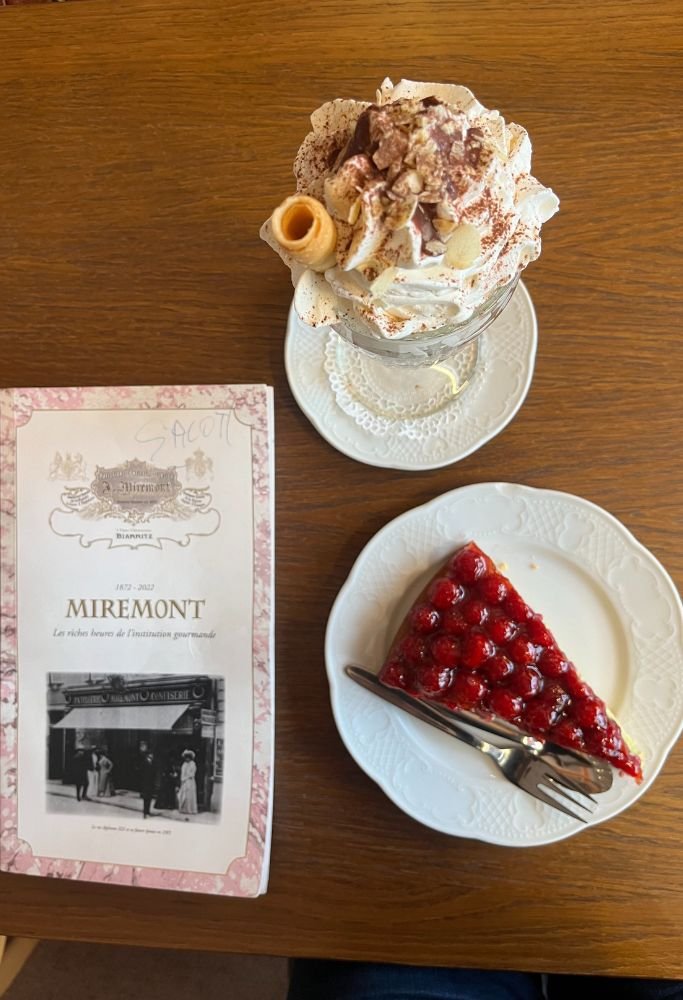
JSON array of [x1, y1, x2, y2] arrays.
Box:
[[1, 0, 682, 980]]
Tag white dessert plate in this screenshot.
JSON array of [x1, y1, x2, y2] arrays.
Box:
[[284, 282, 537, 470], [325, 482, 683, 845]]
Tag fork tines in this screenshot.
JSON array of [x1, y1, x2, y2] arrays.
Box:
[[534, 773, 598, 823]]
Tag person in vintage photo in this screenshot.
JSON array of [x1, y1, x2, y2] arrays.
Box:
[[86, 748, 99, 800], [72, 748, 89, 802], [156, 756, 180, 811], [97, 749, 115, 797], [140, 750, 158, 819], [178, 749, 198, 817]]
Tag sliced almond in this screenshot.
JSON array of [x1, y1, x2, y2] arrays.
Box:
[[433, 217, 457, 239], [436, 201, 457, 221], [386, 160, 403, 184], [386, 196, 417, 231], [324, 176, 354, 222], [347, 198, 361, 225], [445, 223, 482, 269], [404, 170, 424, 194], [482, 111, 508, 160]]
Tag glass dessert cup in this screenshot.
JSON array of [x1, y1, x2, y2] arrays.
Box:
[[326, 276, 519, 424]]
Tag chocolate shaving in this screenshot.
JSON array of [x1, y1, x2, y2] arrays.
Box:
[[342, 106, 378, 162], [329, 98, 502, 256], [413, 205, 436, 246]]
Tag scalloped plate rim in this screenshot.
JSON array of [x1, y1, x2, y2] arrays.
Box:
[[284, 281, 537, 471], [325, 482, 683, 845]]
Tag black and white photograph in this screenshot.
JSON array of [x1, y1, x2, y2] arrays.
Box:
[[46, 673, 224, 824]]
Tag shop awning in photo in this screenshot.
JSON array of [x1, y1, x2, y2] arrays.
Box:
[[52, 704, 192, 732]]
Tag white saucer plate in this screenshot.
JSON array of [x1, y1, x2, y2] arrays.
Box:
[[284, 282, 537, 470], [325, 483, 683, 846]]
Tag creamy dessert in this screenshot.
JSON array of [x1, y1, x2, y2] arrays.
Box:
[[262, 79, 559, 339]]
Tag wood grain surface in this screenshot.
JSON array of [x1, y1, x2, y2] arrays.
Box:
[[1, 0, 682, 979]]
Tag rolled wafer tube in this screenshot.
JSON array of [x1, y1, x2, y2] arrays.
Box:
[[270, 195, 337, 272]]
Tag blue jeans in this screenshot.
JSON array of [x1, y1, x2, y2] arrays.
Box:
[[287, 961, 683, 1000]]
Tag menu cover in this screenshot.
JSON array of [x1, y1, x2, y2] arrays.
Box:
[[0, 385, 274, 897]]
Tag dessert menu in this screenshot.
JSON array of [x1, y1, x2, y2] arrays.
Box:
[[0, 385, 274, 897]]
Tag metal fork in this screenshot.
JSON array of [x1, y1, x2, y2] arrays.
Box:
[[435, 723, 595, 822], [425, 698, 613, 795], [345, 665, 597, 822]]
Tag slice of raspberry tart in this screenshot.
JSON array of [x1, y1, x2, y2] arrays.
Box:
[[379, 541, 642, 781]]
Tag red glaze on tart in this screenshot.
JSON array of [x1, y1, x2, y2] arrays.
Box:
[[379, 542, 642, 780]]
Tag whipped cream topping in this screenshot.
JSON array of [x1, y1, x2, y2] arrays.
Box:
[[262, 79, 559, 339]]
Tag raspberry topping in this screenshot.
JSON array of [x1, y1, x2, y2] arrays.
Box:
[[489, 688, 523, 721], [571, 697, 607, 730], [526, 617, 553, 647], [419, 665, 454, 697], [379, 541, 642, 781], [485, 654, 515, 684], [428, 577, 465, 611], [563, 667, 592, 699], [550, 719, 585, 751], [399, 634, 428, 666], [540, 681, 570, 716], [430, 635, 460, 668], [503, 591, 532, 623], [507, 637, 538, 666], [450, 546, 488, 584], [510, 664, 543, 699], [487, 615, 517, 644], [523, 700, 558, 734], [451, 671, 489, 708], [538, 648, 569, 678], [381, 658, 412, 691], [411, 603, 441, 634], [461, 632, 494, 669], [478, 573, 509, 605], [462, 598, 489, 627], [443, 609, 469, 636], [584, 723, 620, 758]]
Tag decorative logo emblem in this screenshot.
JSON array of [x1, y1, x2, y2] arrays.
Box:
[[185, 449, 214, 481], [48, 451, 87, 481], [91, 460, 182, 516], [49, 457, 220, 549]]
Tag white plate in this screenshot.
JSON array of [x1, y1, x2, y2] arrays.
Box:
[[325, 483, 683, 845], [284, 282, 537, 471]]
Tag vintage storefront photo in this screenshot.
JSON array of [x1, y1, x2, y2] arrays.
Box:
[[47, 673, 224, 824]]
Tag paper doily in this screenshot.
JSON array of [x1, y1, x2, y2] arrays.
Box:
[[284, 282, 537, 470]]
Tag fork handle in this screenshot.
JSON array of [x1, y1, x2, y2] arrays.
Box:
[[442, 722, 507, 764], [345, 665, 509, 765]]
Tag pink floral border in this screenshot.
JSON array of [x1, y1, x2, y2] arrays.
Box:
[[0, 385, 273, 897]]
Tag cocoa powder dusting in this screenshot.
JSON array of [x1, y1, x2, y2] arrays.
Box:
[[332, 97, 490, 253]]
